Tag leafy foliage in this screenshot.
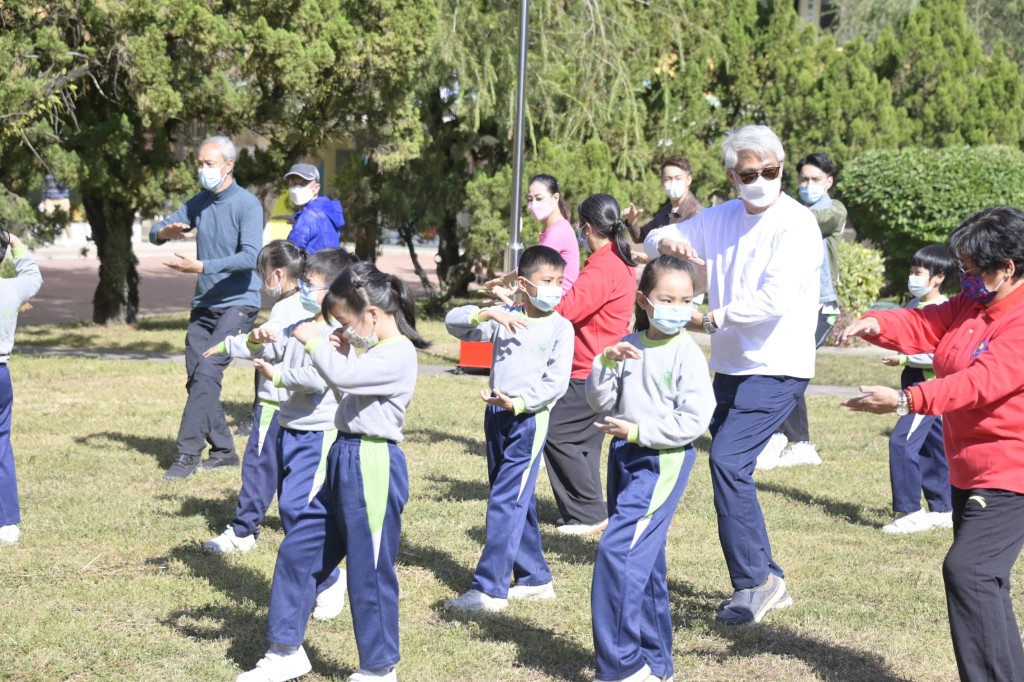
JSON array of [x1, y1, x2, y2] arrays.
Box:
[[840, 146, 1024, 285]]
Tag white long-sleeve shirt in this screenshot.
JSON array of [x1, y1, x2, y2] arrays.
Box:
[[644, 195, 822, 378]]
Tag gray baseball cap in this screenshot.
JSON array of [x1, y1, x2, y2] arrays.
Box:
[[284, 163, 320, 182]]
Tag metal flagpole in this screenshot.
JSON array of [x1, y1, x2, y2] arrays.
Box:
[[505, 0, 530, 273]]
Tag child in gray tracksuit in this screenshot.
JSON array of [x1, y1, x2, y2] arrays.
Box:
[[0, 231, 43, 546], [443, 245, 575, 613]]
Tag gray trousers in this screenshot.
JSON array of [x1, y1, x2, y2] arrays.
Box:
[[177, 305, 259, 458]]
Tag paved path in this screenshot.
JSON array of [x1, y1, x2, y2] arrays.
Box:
[[20, 236, 430, 327]]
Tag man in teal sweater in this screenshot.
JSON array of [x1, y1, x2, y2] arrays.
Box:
[[150, 135, 262, 479]]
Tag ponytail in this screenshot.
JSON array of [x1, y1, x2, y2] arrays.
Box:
[[578, 193, 636, 267], [387, 273, 430, 349]]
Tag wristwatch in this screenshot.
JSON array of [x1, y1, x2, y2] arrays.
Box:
[[702, 312, 717, 335], [895, 390, 909, 416]]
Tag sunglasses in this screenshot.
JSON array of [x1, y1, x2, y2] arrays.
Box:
[[733, 165, 781, 185]]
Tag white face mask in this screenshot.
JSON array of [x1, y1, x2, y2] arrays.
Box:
[[198, 165, 225, 191], [647, 297, 692, 336], [289, 185, 314, 207], [663, 181, 688, 201], [735, 175, 782, 208], [524, 279, 562, 312], [908, 274, 932, 298], [343, 316, 378, 349]]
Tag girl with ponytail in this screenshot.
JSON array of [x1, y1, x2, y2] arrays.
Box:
[[544, 193, 638, 536], [241, 261, 428, 682]]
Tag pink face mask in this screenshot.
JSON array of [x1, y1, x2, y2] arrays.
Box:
[[529, 200, 555, 222]]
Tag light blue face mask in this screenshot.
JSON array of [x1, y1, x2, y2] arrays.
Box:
[[798, 184, 827, 205], [299, 289, 320, 314], [525, 279, 562, 312], [647, 296, 692, 335], [198, 166, 224, 191], [907, 274, 932, 298]]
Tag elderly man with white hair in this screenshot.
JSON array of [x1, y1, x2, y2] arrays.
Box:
[[644, 125, 822, 626], [150, 135, 263, 479]]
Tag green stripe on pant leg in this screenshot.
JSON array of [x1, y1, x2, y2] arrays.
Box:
[[257, 401, 279, 454], [645, 447, 686, 519], [360, 437, 391, 535], [530, 407, 550, 466], [308, 429, 337, 503]]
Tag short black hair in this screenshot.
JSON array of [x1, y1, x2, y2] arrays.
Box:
[[304, 247, 358, 284], [796, 152, 836, 178], [948, 205, 1024, 281], [911, 244, 957, 292], [518, 244, 566, 280]]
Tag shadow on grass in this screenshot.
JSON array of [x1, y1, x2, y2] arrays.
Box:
[[757, 481, 884, 528], [156, 542, 348, 679], [404, 427, 483, 455], [76, 431, 179, 468], [424, 474, 490, 502], [157, 491, 283, 535], [400, 540, 593, 681], [667, 578, 912, 681]]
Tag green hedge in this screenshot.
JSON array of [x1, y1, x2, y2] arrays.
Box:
[[828, 239, 886, 346], [840, 145, 1024, 288]]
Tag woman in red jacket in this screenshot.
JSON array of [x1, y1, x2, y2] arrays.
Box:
[[546, 194, 637, 535], [842, 205, 1024, 681]]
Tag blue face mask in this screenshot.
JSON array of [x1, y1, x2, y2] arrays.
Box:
[[647, 297, 692, 335], [798, 184, 827, 205], [960, 270, 1005, 306], [198, 166, 224, 191], [300, 289, 321, 314], [525, 279, 562, 312]]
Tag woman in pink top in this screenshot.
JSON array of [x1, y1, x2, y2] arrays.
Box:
[[528, 174, 580, 292]]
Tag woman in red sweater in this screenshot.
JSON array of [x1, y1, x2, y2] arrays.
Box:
[[546, 194, 637, 535], [841, 206, 1024, 681]]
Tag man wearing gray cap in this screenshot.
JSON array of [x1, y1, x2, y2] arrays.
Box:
[[150, 135, 262, 479], [284, 163, 346, 253]]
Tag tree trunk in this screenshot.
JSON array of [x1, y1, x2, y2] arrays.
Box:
[[83, 196, 140, 325], [435, 213, 468, 295]]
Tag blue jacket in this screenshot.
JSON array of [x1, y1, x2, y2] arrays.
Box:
[[288, 196, 345, 253]]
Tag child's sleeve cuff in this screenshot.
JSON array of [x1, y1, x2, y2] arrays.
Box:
[[599, 351, 620, 369], [626, 424, 640, 443], [11, 246, 28, 259], [216, 341, 227, 354], [511, 397, 527, 415], [898, 354, 908, 367], [469, 309, 483, 325], [272, 370, 283, 388], [305, 337, 326, 354]]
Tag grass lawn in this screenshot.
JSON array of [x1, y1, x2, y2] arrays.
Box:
[[0, 347, 998, 681]]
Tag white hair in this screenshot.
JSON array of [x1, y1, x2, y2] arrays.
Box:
[[200, 135, 237, 163], [722, 125, 785, 168]]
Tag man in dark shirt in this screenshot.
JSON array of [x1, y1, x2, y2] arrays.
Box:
[[625, 155, 705, 246]]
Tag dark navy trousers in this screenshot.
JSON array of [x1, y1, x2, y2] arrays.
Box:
[[266, 433, 407, 670], [231, 401, 282, 539], [0, 365, 18, 527], [889, 368, 950, 514], [709, 374, 807, 590], [472, 405, 552, 598], [592, 440, 696, 682]]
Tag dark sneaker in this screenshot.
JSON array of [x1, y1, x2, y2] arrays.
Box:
[[163, 453, 201, 480], [200, 455, 240, 470], [715, 574, 788, 626], [235, 413, 254, 437]]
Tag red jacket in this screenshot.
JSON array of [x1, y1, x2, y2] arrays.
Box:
[[555, 243, 636, 380], [864, 284, 1024, 493]]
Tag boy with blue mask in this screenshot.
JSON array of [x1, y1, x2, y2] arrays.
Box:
[[877, 244, 956, 534], [443, 245, 575, 612]]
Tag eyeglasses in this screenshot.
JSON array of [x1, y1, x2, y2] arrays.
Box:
[[299, 279, 329, 295], [733, 165, 781, 185]]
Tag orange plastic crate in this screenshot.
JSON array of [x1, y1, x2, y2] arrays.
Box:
[[457, 340, 494, 370]]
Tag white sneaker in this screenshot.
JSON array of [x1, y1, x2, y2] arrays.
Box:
[[203, 526, 256, 554], [556, 518, 608, 536], [882, 509, 936, 534], [928, 511, 954, 528], [312, 570, 347, 620], [348, 667, 397, 682], [755, 433, 789, 471], [236, 647, 312, 682], [0, 524, 20, 545], [444, 589, 508, 613], [507, 581, 556, 601], [775, 441, 823, 468]]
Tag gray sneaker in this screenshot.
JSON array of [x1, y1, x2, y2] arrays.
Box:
[[718, 585, 793, 613], [163, 453, 201, 480], [715, 574, 788, 626]]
